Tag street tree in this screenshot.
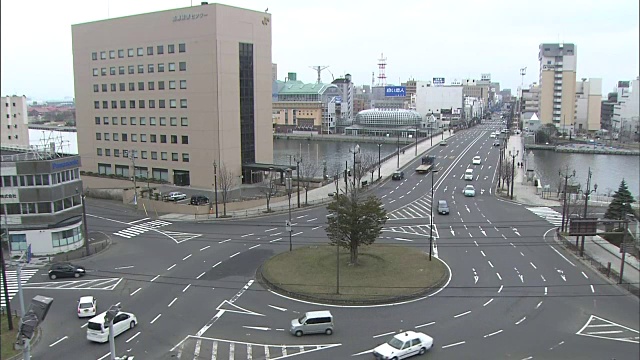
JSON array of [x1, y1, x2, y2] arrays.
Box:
[[356, 151, 377, 186], [299, 156, 320, 205], [217, 163, 236, 217], [259, 170, 278, 212], [604, 179, 636, 220], [500, 159, 513, 190], [325, 192, 387, 265]]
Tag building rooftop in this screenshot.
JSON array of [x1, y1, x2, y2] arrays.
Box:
[[0, 145, 77, 162], [277, 80, 338, 95]]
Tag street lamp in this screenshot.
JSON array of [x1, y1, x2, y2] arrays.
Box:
[[377, 143, 382, 180], [294, 157, 301, 208], [285, 169, 293, 251], [508, 149, 519, 200], [76, 187, 90, 257], [429, 169, 439, 261], [578, 168, 597, 257], [350, 144, 360, 190], [396, 131, 400, 168], [559, 166, 576, 232], [213, 161, 219, 218]]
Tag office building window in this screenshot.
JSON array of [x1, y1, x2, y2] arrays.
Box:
[[130, 117, 137, 125], [179, 43, 186, 53], [170, 135, 177, 144], [170, 99, 177, 108], [119, 83, 125, 91], [105, 149, 111, 157], [118, 49, 124, 58], [140, 117, 146, 125], [139, 100, 145, 108], [110, 67, 116, 75], [179, 62, 186, 71], [169, 81, 176, 89], [147, 46, 154, 55], [109, 50, 115, 59], [168, 63, 176, 72], [138, 82, 144, 91], [181, 117, 188, 126], [93, 84, 99, 92], [97, 148, 103, 156], [159, 81, 165, 90], [128, 100, 134, 109], [160, 117, 167, 126], [102, 101, 108, 109], [111, 100, 117, 109], [92, 52, 97, 60], [172, 153, 178, 161], [180, 99, 187, 108], [122, 133, 128, 142], [128, 65, 134, 74], [150, 117, 157, 126], [148, 64, 154, 73], [129, 82, 135, 91], [140, 134, 147, 142], [182, 153, 190, 162], [100, 51, 106, 59], [181, 135, 189, 144], [168, 44, 175, 53], [131, 134, 137, 142], [94, 101, 100, 109], [180, 80, 187, 89], [161, 152, 168, 160], [93, 68, 98, 76], [157, 45, 164, 54], [95, 117, 101, 125], [137, 65, 144, 74], [112, 117, 118, 124], [158, 63, 165, 72], [128, 48, 134, 57], [239, 42, 256, 164], [114, 149, 120, 157], [141, 151, 147, 159], [170, 117, 177, 126], [119, 66, 125, 75], [113, 133, 119, 141], [159, 99, 165, 108], [149, 100, 155, 108], [150, 134, 157, 142], [151, 151, 158, 160], [102, 84, 108, 92], [101, 68, 107, 76], [104, 133, 110, 141], [137, 47, 143, 56], [111, 83, 116, 92], [148, 81, 155, 90]]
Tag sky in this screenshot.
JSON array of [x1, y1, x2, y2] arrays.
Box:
[[1, 0, 638, 100]]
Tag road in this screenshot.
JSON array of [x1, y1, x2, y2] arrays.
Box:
[[17, 120, 638, 360]]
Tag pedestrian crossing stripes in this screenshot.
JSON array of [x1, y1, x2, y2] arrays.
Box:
[[114, 219, 172, 239], [383, 225, 439, 239], [526, 207, 563, 226], [0, 269, 39, 309], [577, 315, 639, 344], [388, 198, 432, 220], [173, 335, 341, 359]]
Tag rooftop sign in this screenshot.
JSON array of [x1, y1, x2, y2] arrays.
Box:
[[173, 13, 208, 22]]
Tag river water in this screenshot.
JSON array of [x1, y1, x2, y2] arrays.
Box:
[[524, 149, 639, 198]]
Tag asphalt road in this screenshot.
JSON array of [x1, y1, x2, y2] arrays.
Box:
[[20, 120, 639, 360]]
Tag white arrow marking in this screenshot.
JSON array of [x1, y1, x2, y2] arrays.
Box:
[[242, 326, 271, 331], [465, 205, 471, 213], [450, 226, 455, 236], [268, 305, 287, 312]]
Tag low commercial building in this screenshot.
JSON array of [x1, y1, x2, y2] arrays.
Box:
[[346, 108, 422, 137], [1, 146, 85, 256]]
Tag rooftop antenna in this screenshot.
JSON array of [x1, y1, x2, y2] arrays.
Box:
[[377, 53, 387, 86], [309, 66, 329, 84], [371, 72, 375, 88]]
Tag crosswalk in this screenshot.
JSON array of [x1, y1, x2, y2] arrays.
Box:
[[388, 197, 432, 220], [173, 335, 341, 359], [383, 225, 439, 239], [526, 207, 563, 227], [0, 269, 39, 309], [113, 219, 172, 239]]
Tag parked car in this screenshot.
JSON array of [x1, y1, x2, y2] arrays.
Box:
[[78, 296, 97, 318], [166, 191, 187, 201], [86, 311, 137, 343], [372, 331, 433, 359], [48, 262, 86, 280], [463, 185, 476, 197], [392, 171, 405, 180], [437, 200, 449, 215], [190, 195, 209, 205], [472, 156, 481, 165]]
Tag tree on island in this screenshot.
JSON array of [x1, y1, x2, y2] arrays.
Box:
[[604, 179, 636, 221], [325, 190, 387, 265]]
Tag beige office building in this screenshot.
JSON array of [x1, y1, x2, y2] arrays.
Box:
[[1, 95, 30, 148], [72, 3, 273, 188], [538, 43, 577, 129], [574, 78, 602, 133]]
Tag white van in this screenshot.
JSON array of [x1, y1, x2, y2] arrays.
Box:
[[464, 169, 474, 181], [290, 310, 334, 337], [86, 311, 137, 343]]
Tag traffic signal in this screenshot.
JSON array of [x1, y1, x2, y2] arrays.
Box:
[[19, 312, 38, 339], [28, 295, 53, 323]]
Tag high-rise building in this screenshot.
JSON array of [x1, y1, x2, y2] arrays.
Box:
[[574, 78, 602, 132], [1, 95, 29, 148], [272, 63, 278, 82], [332, 74, 354, 121], [601, 92, 618, 131], [72, 3, 273, 188], [538, 43, 577, 129], [612, 77, 640, 139]]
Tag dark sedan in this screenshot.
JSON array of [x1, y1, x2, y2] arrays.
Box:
[[48, 262, 86, 280]]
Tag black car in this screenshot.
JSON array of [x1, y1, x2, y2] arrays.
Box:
[[392, 171, 405, 180], [190, 195, 210, 205], [48, 262, 86, 280]]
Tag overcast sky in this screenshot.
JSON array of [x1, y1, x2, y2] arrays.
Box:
[[1, 0, 638, 100]]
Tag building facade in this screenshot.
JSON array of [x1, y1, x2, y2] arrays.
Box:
[[332, 74, 355, 121], [538, 43, 577, 128], [521, 84, 540, 115], [1, 147, 85, 256], [415, 82, 464, 127], [2, 96, 30, 148], [612, 78, 640, 139], [574, 78, 602, 132], [72, 3, 273, 188], [346, 109, 422, 137], [601, 92, 618, 131]]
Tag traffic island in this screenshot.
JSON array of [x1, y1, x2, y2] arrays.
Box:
[[258, 244, 449, 305]]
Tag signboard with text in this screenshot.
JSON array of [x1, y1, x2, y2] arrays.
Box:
[[433, 77, 445, 85], [384, 86, 406, 97], [0, 188, 19, 203]]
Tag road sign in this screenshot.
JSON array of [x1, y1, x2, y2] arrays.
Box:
[[569, 218, 598, 236], [286, 220, 292, 232]]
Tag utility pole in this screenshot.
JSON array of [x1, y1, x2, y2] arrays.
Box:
[[285, 169, 293, 251], [580, 168, 597, 257], [429, 170, 438, 260], [1, 218, 14, 330], [213, 161, 219, 218], [295, 158, 301, 208], [498, 142, 503, 188], [377, 143, 382, 180], [509, 149, 519, 200], [81, 188, 90, 257], [129, 150, 138, 206], [344, 160, 348, 197], [396, 131, 400, 168], [415, 124, 418, 156], [559, 166, 576, 233]]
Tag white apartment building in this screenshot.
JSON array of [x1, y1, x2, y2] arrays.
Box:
[[1, 95, 30, 148], [612, 77, 640, 136], [332, 74, 355, 121], [574, 78, 602, 132], [415, 82, 464, 117]]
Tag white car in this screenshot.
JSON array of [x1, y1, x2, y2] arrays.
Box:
[[472, 156, 481, 165], [86, 311, 137, 343], [167, 191, 187, 201], [372, 331, 433, 359], [463, 185, 476, 197], [490, 133, 496, 138], [77, 296, 97, 318]]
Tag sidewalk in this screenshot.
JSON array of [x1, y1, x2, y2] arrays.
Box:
[[507, 133, 639, 287], [159, 130, 454, 221]]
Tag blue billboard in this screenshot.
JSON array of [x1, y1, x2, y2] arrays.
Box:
[[385, 86, 406, 97]]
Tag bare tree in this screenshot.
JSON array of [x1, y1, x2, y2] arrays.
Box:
[[217, 163, 236, 217], [299, 155, 320, 205], [357, 151, 378, 186], [259, 169, 278, 212], [500, 159, 513, 191]]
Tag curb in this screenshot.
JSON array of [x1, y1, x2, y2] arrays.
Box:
[[7, 325, 42, 360], [591, 237, 640, 271]]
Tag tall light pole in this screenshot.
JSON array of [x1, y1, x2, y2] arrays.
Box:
[[559, 166, 576, 232], [415, 123, 419, 156], [509, 149, 519, 200], [76, 187, 90, 257], [213, 161, 219, 218], [429, 169, 439, 261], [396, 131, 400, 168], [579, 168, 597, 257], [294, 157, 301, 208], [129, 150, 138, 205], [377, 143, 382, 179], [285, 169, 293, 251], [1, 221, 14, 330], [350, 144, 360, 190], [498, 142, 504, 188], [519, 67, 526, 131]]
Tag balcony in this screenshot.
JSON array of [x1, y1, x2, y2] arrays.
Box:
[[553, 98, 562, 104], [554, 92, 562, 97], [554, 73, 562, 78], [555, 67, 563, 72], [554, 80, 562, 85], [554, 86, 562, 91]]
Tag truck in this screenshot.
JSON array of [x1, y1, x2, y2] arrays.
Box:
[[416, 155, 435, 174]]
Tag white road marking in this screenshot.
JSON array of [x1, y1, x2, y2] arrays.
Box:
[[81, 323, 88, 328], [549, 341, 565, 350], [415, 322, 435, 328], [516, 317, 526, 325], [212, 261, 222, 268], [536, 301, 543, 309], [243, 326, 271, 331], [498, 285, 503, 293], [230, 252, 241, 258], [114, 265, 134, 270], [49, 336, 68, 347], [312, 226, 322, 230], [394, 237, 413, 242], [296, 215, 308, 219], [454, 310, 471, 318], [125, 331, 140, 343], [270, 232, 282, 236], [268, 304, 287, 312], [480, 250, 486, 257], [167, 264, 176, 271], [269, 237, 282, 243], [530, 262, 537, 269], [182, 284, 191, 293], [545, 286, 548, 295], [442, 341, 465, 349], [520, 252, 525, 256], [590, 285, 595, 293], [483, 329, 503, 338], [373, 331, 395, 338], [150, 314, 162, 324], [168, 297, 177, 307], [249, 244, 261, 250], [483, 299, 493, 306], [241, 233, 254, 238], [182, 254, 192, 261], [582, 271, 589, 279], [98, 353, 110, 360], [541, 275, 546, 281], [219, 239, 231, 244], [130, 287, 142, 296], [488, 261, 494, 268], [199, 245, 211, 251], [196, 272, 206, 280]]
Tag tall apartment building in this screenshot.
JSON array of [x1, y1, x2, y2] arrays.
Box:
[[612, 77, 640, 137], [1, 95, 30, 148], [272, 63, 278, 82], [332, 74, 355, 121], [538, 43, 577, 129], [574, 78, 602, 132], [521, 84, 540, 115], [72, 3, 273, 188], [601, 92, 618, 131], [461, 79, 490, 111]]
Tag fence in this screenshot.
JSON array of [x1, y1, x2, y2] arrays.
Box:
[[554, 231, 639, 297]]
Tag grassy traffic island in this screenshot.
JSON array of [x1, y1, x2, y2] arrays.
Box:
[[259, 244, 449, 305], [1, 314, 20, 359]]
